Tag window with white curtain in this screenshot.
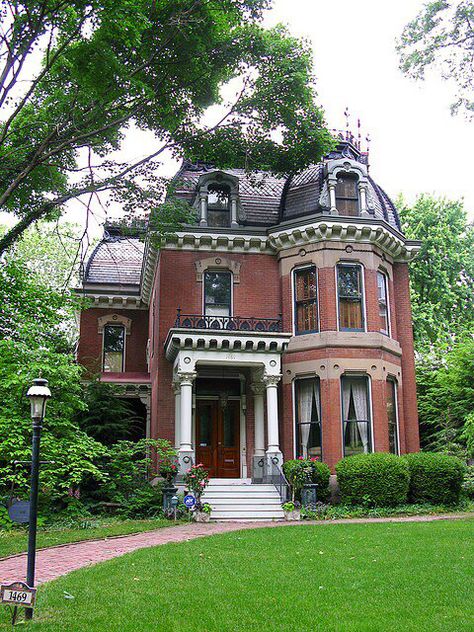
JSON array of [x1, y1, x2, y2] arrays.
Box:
[[295, 377, 322, 459], [386, 379, 399, 455], [341, 375, 372, 456]]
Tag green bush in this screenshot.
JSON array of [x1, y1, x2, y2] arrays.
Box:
[[404, 452, 466, 505], [283, 458, 331, 503], [336, 453, 410, 507], [462, 465, 474, 500]]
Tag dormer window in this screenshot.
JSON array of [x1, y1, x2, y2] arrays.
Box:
[[207, 184, 231, 227], [335, 173, 359, 216]]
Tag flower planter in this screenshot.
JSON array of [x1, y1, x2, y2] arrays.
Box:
[[283, 509, 301, 521], [193, 510, 211, 523]]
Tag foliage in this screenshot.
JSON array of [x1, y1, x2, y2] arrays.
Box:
[[416, 339, 474, 452], [155, 440, 179, 484], [397, 1, 474, 117], [398, 195, 474, 351], [75, 379, 145, 445], [335, 453, 410, 507], [462, 465, 474, 500], [282, 458, 331, 503], [461, 413, 474, 458], [183, 464, 210, 503], [199, 503, 212, 515], [404, 452, 466, 505], [281, 501, 299, 512], [0, 0, 334, 254]]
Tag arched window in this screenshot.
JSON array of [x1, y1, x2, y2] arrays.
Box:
[[204, 270, 232, 317], [293, 266, 318, 334], [207, 184, 231, 227], [335, 173, 359, 216]]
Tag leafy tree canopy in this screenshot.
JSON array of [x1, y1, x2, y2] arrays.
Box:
[[398, 194, 474, 351], [397, 1, 474, 117], [0, 0, 334, 254]]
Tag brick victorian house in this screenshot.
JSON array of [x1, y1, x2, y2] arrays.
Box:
[[77, 135, 421, 506]]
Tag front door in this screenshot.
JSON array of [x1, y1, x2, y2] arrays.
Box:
[[196, 400, 240, 478]]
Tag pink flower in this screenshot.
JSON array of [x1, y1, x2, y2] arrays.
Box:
[[298, 456, 304, 460]]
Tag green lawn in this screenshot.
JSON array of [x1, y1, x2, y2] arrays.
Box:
[[0, 518, 177, 559], [2, 519, 473, 631]]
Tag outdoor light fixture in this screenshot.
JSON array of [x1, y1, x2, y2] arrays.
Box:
[[24, 377, 51, 620], [26, 378, 51, 420]]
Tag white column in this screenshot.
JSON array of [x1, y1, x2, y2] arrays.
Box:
[[328, 179, 338, 215], [179, 373, 195, 452], [251, 383, 265, 456], [199, 192, 208, 226], [172, 381, 181, 450], [264, 375, 282, 455], [231, 195, 238, 227]]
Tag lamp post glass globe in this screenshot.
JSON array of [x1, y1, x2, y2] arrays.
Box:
[[26, 378, 51, 420]]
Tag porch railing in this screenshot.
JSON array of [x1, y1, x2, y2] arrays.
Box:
[[174, 309, 282, 333], [254, 456, 290, 504]]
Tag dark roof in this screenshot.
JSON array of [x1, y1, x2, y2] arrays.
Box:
[[84, 236, 144, 286]]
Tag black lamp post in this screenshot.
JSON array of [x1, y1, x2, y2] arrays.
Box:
[[24, 377, 51, 621]]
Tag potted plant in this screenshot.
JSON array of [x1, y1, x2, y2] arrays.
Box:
[[155, 439, 179, 484], [183, 464, 211, 522], [282, 501, 301, 521]]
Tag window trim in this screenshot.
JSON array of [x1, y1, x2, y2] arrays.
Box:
[[202, 269, 233, 317], [336, 262, 366, 332], [386, 377, 400, 455], [292, 375, 323, 460], [102, 324, 126, 373], [292, 265, 319, 336], [377, 270, 391, 337], [340, 373, 373, 457]]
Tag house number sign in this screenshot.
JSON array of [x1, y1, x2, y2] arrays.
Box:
[[0, 582, 36, 608]]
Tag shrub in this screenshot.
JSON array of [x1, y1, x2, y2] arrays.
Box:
[[336, 453, 410, 507], [462, 465, 474, 500], [404, 452, 466, 505], [283, 458, 331, 503], [183, 464, 210, 503]]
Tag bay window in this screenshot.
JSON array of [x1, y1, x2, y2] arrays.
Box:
[[377, 271, 390, 335], [103, 325, 125, 372], [341, 375, 371, 455], [337, 264, 365, 331], [294, 266, 318, 334], [386, 379, 399, 455], [204, 270, 232, 317], [295, 377, 322, 459]]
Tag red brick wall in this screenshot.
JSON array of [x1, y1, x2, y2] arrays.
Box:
[[77, 308, 149, 374]]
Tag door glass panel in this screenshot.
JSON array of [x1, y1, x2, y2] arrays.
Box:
[[222, 407, 235, 447], [198, 407, 212, 447]]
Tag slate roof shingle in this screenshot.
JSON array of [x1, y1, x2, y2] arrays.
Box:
[[85, 237, 144, 286]]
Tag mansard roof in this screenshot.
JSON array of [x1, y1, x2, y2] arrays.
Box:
[[84, 234, 144, 287]]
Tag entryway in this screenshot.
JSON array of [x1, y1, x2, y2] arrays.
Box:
[[196, 399, 240, 478]]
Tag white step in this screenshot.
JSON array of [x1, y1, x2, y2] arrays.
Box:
[[203, 496, 280, 505], [211, 509, 284, 520], [200, 479, 284, 521]]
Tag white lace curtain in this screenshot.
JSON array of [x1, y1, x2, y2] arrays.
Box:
[[342, 378, 369, 453], [298, 379, 321, 458]]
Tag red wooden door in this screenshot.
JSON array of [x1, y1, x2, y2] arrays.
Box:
[[196, 400, 240, 478]]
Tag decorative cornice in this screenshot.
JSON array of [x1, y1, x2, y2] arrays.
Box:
[[97, 313, 132, 334], [80, 293, 144, 309], [262, 374, 281, 387]]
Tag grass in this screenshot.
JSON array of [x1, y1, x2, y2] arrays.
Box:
[[1, 518, 473, 631], [0, 517, 178, 559]]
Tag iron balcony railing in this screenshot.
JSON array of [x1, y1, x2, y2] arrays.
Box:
[[174, 309, 283, 333]]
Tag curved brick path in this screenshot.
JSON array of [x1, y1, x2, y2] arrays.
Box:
[[1, 513, 472, 585]]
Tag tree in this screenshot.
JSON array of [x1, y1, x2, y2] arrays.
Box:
[[397, 1, 474, 117], [398, 194, 474, 351], [0, 0, 334, 254]]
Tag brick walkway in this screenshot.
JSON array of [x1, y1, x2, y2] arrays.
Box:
[[1, 513, 472, 585]]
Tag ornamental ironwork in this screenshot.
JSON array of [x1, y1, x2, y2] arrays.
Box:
[[174, 309, 282, 333]]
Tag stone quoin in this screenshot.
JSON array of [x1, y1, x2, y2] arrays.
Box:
[[77, 134, 421, 481]]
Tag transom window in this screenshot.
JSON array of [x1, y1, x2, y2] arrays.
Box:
[[335, 173, 359, 216], [337, 264, 365, 331], [207, 184, 231, 227], [103, 325, 125, 372], [294, 267, 318, 334], [377, 271, 390, 335], [204, 270, 232, 317], [295, 377, 322, 459], [386, 379, 399, 455], [341, 375, 372, 456]]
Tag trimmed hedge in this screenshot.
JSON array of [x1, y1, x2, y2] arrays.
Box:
[[283, 459, 331, 502], [404, 452, 466, 506], [335, 453, 410, 507]]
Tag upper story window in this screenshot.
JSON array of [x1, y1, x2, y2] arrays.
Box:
[[337, 264, 365, 331], [377, 271, 390, 335], [341, 375, 372, 456], [207, 184, 231, 228], [204, 270, 232, 317], [103, 325, 125, 372], [294, 267, 318, 334], [295, 377, 322, 459], [386, 379, 399, 455], [335, 173, 359, 216]]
